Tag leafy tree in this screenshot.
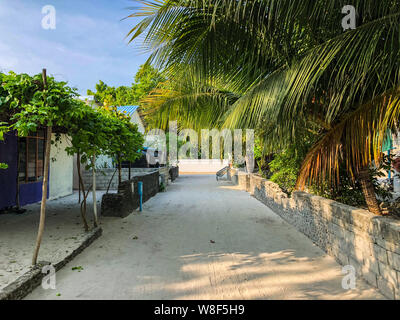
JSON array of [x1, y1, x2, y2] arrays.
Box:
[[133, 64, 166, 101], [0, 70, 89, 264], [128, 0, 400, 215], [87, 64, 165, 110], [65, 104, 144, 227], [0, 71, 144, 263]]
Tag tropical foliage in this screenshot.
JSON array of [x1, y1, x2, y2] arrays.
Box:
[[127, 0, 400, 215], [0, 70, 144, 263], [88, 64, 166, 121], [0, 71, 144, 228]]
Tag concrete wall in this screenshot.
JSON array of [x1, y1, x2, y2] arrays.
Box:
[[228, 168, 400, 300], [179, 159, 229, 173], [101, 171, 159, 217], [81, 167, 172, 191], [49, 134, 73, 200]]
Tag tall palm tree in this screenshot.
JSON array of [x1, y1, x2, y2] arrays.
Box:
[[127, 0, 400, 215]]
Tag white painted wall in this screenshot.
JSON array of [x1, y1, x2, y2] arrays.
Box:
[[131, 111, 145, 134], [49, 134, 73, 200], [178, 159, 229, 173]]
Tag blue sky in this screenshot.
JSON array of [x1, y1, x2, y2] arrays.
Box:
[[0, 0, 150, 94]]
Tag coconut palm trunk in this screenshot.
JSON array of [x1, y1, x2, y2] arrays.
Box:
[[358, 168, 382, 215]]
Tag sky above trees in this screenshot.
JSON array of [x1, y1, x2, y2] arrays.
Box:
[[0, 0, 149, 94]]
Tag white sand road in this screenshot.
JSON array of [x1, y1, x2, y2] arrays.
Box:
[[26, 175, 384, 300]]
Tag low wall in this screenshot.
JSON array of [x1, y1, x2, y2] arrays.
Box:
[[82, 168, 168, 191], [159, 167, 169, 188], [228, 168, 400, 300], [169, 166, 179, 182], [101, 171, 159, 218]]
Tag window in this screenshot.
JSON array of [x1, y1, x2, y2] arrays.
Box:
[[18, 130, 46, 183]]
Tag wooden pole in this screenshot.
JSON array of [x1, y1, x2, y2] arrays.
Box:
[[32, 69, 52, 265], [92, 154, 98, 227]]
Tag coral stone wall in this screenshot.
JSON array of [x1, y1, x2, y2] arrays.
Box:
[[228, 168, 400, 299], [101, 171, 159, 218]]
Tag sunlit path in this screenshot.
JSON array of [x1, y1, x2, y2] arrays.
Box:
[[26, 175, 384, 300]]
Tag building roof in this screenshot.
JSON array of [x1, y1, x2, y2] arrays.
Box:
[[117, 106, 139, 115]]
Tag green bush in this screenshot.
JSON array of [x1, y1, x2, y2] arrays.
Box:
[[268, 144, 392, 208], [269, 143, 311, 194]]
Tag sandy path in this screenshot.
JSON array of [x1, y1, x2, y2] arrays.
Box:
[[26, 175, 384, 299]]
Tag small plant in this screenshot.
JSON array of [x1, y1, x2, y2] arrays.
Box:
[[159, 182, 166, 192], [269, 142, 312, 194], [71, 266, 84, 272]]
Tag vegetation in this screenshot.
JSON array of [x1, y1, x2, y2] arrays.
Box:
[[0, 71, 144, 263], [127, 0, 400, 215], [88, 64, 166, 124], [269, 143, 312, 195]]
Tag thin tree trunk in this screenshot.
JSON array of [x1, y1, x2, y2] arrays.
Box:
[[92, 154, 98, 227], [117, 154, 122, 185], [359, 168, 382, 215], [32, 126, 52, 265], [77, 154, 89, 231], [106, 168, 118, 194]]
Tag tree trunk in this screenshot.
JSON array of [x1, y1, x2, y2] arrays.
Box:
[[359, 168, 382, 215], [92, 154, 98, 227], [32, 126, 52, 265], [117, 154, 122, 185], [77, 153, 89, 231], [106, 168, 118, 194]]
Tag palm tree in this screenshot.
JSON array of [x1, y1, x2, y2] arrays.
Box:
[[127, 0, 400, 215]]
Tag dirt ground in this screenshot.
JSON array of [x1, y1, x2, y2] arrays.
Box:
[[0, 190, 109, 291], [25, 175, 384, 300]]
